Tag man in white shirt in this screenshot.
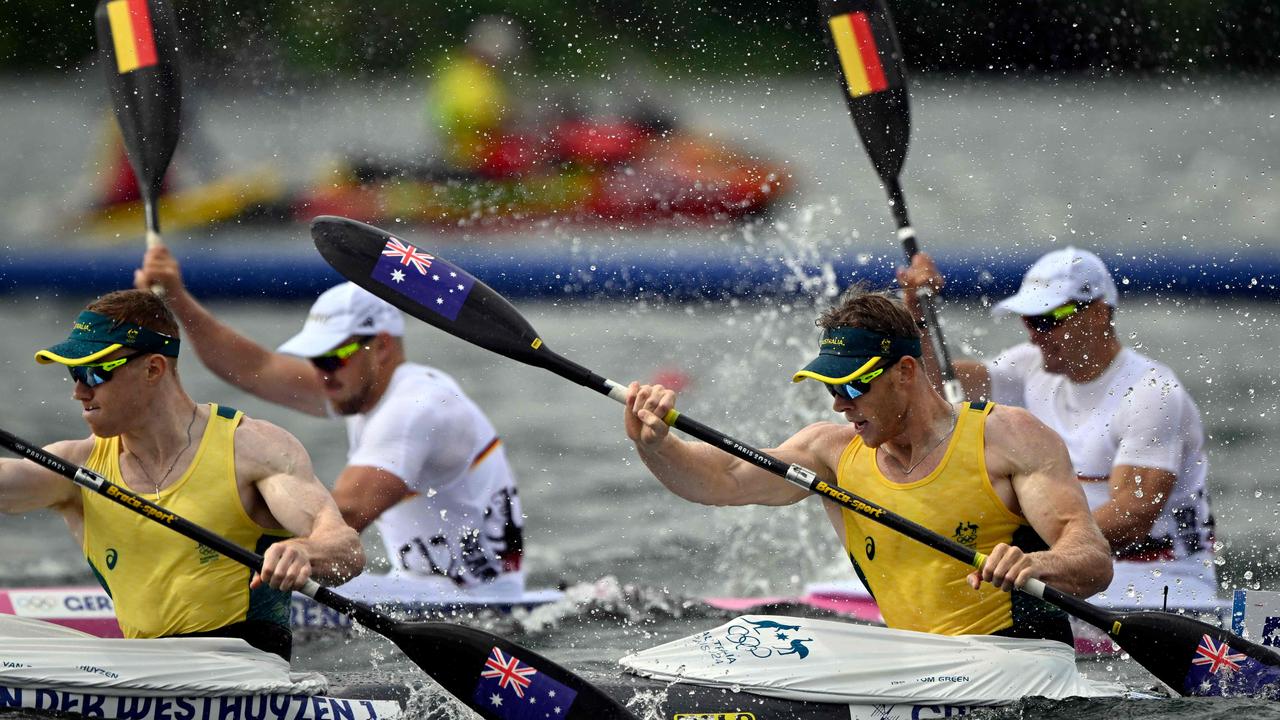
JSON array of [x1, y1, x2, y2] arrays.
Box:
[[898, 246, 1218, 612], [136, 248, 525, 597]]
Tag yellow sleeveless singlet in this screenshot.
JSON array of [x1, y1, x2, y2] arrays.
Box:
[[81, 404, 292, 638], [837, 401, 1062, 637]]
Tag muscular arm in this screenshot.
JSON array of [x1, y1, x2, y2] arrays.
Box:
[[235, 419, 364, 589], [331, 466, 411, 533], [0, 439, 87, 514], [137, 246, 327, 416], [625, 382, 832, 507], [1093, 465, 1178, 548], [333, 385, 480, 531], [982, 406, 1113, 597]]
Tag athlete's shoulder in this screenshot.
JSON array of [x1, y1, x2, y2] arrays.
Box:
[[1116, 347, 1192, 394], [49, 436, 97, 466], [386, 362, 460, 394], [982, 402, 1057, 446], [981, 404, 1073, 483], [232, 415, 311, 472]]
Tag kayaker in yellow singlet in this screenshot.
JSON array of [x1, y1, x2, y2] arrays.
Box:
[[0, 290, 364, 660], [898, 248, 1219, 615], [622, 287, 1113, 645]]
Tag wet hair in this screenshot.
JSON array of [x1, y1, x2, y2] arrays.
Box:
[[816, 284, 920, 339], [87, 290, 180, 339]]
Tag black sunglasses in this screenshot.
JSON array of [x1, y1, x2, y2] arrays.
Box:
[[310, 336, 374, 373], [824, 362, 890, 402], [1022, 302, 1085, 333]]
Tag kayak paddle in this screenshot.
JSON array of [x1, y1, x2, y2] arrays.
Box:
[[311, 214, 1280, 699], [94, 0, 183, 291], [817, 0, 964, 404], [0, 427, 639, 720]]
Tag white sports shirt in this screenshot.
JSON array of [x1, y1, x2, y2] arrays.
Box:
[[344, 362, 524, 591], [986, 343, 1219, 611]]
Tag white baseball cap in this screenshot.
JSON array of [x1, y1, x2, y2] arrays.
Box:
[[277, 282, 405, 357], [991, 246, 1119, 317]]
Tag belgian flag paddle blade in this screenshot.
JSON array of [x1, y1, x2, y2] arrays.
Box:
[[94, 0, 183, 212], [818, 0, 910, 186]]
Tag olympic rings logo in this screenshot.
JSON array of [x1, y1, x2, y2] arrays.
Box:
[[724, 624, 779, 659], [13, 595, 57, 612]]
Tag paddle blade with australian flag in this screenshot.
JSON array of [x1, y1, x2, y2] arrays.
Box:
[[1109, 611, 1280, 697], [386, 623, 637, 719], [474, 646, 578, 719], [311, 216, 563, 372], [373, 236, 475, 322], [818, 0, 909, 185]]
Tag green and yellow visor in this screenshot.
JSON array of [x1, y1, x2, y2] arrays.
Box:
[[792, 326, 922, 387], [35, 310, 180, 366]]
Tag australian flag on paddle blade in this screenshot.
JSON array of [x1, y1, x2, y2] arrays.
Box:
[[372, 237, 475, 321], [1184, 633, 1280, 697], [473, 646, 578, 720]]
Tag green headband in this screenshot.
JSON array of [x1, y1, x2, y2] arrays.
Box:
[[35, 310, 180, 366], [792, 326, 921, 385]]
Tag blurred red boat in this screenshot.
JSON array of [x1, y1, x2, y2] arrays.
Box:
[[72, 119, 789, 238]]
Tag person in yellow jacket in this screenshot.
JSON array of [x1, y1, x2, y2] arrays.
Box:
[[427, 16, 525, 173], [622, 287, 1113, 645], [0, 289, 364, 660]]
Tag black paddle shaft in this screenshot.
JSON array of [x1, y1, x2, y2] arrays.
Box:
[[0, 426, 639, 719], [312, 217, 1055, 600]]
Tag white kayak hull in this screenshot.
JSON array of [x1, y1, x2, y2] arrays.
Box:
[[707, 577, 1233, 659], [0, 685, 402, 720], [0, 615, 403, 720], [1, 613, 1165, 720], [619, 614, 1131, 707], [0, 577, 564, 638]]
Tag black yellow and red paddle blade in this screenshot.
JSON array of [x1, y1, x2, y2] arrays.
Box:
[[94, 0, 182, 226], [818, 0, 909, 188]]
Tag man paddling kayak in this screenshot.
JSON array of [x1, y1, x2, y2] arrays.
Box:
[[0, 290, 363, 659], [624, 287, 1112, 644], [897, 247, 1218, 614], [136, 249, 527, 596]]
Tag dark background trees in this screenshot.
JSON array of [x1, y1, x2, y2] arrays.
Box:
[[2, 0, 1274, 78]]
